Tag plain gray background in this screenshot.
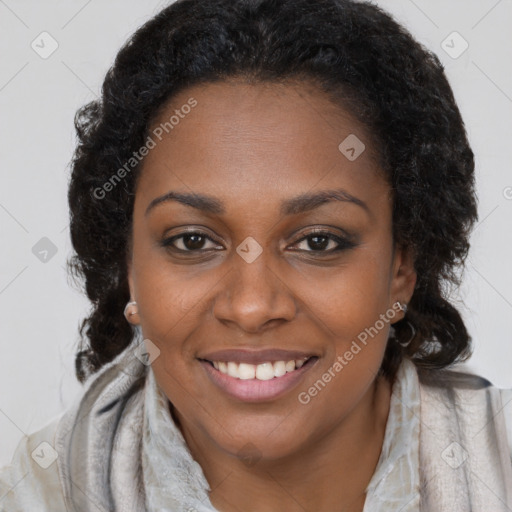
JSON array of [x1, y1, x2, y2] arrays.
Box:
[[1, 0, 511, 466]]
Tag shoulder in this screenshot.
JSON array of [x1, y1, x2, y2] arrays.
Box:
[[417, 364, 512, 460], [0, 414, 67, 511], [0, 343, 147, 512]]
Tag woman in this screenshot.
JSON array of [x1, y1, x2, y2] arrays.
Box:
[[1, 0, 511, 510]]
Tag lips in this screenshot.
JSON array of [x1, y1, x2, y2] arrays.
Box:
[[198, 348, 319, 402], [199, 348, 317, 365]]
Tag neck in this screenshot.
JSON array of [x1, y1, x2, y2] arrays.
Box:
[[175, 374, 392, 512]]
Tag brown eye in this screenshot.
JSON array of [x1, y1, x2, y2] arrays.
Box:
[[304, 234, 331, 251], [180, 233, 207, 250], [291, 231, 356, 253], [161, 231, 223, 252]]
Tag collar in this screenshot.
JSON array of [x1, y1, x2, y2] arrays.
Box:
[[363, 357, 420, 511]]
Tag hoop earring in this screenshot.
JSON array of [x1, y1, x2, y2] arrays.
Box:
[[124, 300, 138, 321], [396, 320, 416, 347]]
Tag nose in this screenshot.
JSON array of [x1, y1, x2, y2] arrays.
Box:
[[213, 250, 297, 334]]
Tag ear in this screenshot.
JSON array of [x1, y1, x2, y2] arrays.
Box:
[[389, 243, 416, 319], [125, 259, 141, 326]]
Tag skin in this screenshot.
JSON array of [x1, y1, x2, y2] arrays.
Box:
[[126, 78, 417, 512]]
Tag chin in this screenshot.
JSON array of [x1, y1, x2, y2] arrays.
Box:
[[204, 411, 314, 464]]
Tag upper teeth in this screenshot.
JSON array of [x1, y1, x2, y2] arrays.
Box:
[[212, 359, 308, 380]]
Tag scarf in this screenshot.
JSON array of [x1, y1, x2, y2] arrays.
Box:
[[2, 336, 511, 511]]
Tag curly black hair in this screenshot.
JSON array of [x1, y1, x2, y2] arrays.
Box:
[[67, 0, 478, 384]]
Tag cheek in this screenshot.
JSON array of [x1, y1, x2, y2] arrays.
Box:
[[132, 243, 217, 341], [295, 262, 393, 428], [299, 249, 392, 340]]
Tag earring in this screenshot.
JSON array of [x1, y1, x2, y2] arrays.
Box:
[[124, 300, 138, 321], [396, 320, 416, 347], [393, 301, 408, 314]]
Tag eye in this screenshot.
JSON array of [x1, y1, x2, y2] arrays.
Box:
[[161, 231, 223, 252], [290, 230, 356, 253]]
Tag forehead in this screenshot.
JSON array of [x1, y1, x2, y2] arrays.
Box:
[[136, 79, 388, 214]]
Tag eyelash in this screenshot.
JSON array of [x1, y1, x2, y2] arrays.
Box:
[[160, 229, 356, 255]]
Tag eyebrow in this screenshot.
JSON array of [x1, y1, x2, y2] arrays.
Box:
[[144, 188, 370, 217]]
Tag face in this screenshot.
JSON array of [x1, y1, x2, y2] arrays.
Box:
[[126, 79, 416, 462]]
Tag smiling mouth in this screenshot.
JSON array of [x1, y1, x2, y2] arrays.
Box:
[[201, 357, 318, 380]]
